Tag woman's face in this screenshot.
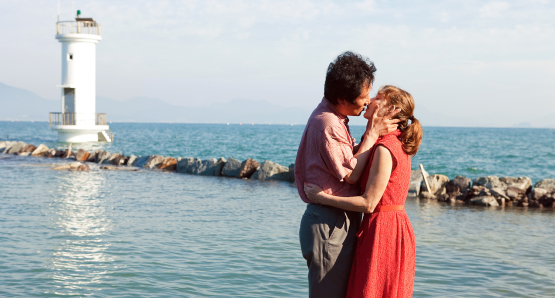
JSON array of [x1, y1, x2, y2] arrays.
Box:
[[363, 92, 387, 119]]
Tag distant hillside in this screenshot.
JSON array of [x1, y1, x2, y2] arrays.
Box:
[[96, 96, 311, 124], [2, 82, 553, 127], [0, 82, 58, 121], [0, 82, 311, 124]]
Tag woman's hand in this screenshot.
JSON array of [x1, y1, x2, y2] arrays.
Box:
[[304, 182, 326, 204], [366, 105, 401, 138]]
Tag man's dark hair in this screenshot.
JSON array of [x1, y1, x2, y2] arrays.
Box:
[[324, 51, 377, 105]]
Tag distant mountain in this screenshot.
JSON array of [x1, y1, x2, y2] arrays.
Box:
[[2, 81, 553, 128], [96, 96, 312, 124], [0, 82, 58, 121], [0, 82, 311, 124]]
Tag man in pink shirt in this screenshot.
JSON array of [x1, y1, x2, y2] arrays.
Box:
[[296, 51, 399, 298]]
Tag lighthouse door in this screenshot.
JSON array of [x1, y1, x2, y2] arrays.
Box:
[[63, 88, 75, 125]]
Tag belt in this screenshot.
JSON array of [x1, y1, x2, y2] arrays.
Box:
[[373, 205, 404, 212]]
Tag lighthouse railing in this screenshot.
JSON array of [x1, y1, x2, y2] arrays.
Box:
[[56, 21, 101, 36], [49, 112, 107, 126]]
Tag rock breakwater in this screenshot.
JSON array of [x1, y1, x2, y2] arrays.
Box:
[[410, 169, 555, 208], [0, 141, 295, 183], [2, 140, 554, 209]]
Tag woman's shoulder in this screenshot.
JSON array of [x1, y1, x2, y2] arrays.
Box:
[[376, 131, 406, 158]]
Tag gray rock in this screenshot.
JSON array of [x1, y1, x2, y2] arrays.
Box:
[[251, 160, 290, 181], [18, 144, 37, 155], [158, 157, 177, 171], [31, 144, 49, 156], [19, 152, 31, 156], [46, 149, 61, 158], [470, 196, 499, 207], [419, 191, 436, 200], [530, 188, 548, 201], [421, 174, 449, 196], [176, 157, 199, 173], [112, 154, 128, 166], [473, 176, 506, 189], [446, 175, 471, 195], [62, 148, 75, 159], [143, 155, 165, 169], [102, 153, 122, 164], [0, 141, 6, 150], [534, 179, 555, 192], [221, 157, 242, 177], [469, 185, 490, 197], [538, 192, 555, 208], [131, 155, 150, 168], [410, 169, 429, 196], [500, 177, 532, 192], [196, 158, 226, 176], [86, 152, 97, 162], [238, 158, 260, 178], [490, 187, 510, 200], [75, 149, 90, 161], [52, 162, 90, 171], [506, 186, 526, 200], [101, 166, 139, 171], [127, 155, 137, 166], [96, 151, 111, 164], [1, 141, 16, 153], [5, 141, 27, 154]]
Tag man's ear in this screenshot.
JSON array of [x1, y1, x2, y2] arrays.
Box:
[[336, 98, 346, 107]]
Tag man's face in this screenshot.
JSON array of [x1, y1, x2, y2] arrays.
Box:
[[339, 84, 371, 117]]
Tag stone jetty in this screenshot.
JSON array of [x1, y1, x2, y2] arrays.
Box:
[[409, 169, 555, 208], [0, 140, 295, 183], [1, 140, 554, 209]]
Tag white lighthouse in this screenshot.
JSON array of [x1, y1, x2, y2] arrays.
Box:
[[49, 10, 112, 142]]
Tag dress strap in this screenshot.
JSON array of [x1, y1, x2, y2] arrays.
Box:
[[373, 205, 404, 212]]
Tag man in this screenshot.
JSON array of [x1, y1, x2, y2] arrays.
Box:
[[295, 51, 399, 298]]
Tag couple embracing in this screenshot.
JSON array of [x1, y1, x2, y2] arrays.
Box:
[[295, 51, 423, 298]]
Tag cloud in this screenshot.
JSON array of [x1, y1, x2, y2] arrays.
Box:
[[479, 1, 510, 18], [1, 0, 555, 127], [439, 11, 449, 22], [355, 0, 376, 12]]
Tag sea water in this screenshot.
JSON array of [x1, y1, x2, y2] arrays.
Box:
[[1, 122, 554, 297]]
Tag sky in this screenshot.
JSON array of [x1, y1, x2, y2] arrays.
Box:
[[1, 0, 554, 127]]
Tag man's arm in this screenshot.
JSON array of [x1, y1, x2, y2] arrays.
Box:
[[305, 145, 393, 213]]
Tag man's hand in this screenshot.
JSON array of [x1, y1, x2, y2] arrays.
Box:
[[366, 105, 401, 138]]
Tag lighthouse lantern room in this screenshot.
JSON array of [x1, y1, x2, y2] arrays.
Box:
[[49, 9, 112, 142]]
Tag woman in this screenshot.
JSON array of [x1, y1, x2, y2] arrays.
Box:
[[304, 85, 423, 298]]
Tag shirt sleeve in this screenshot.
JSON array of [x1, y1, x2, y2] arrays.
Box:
[[321, 124, 357, 181]]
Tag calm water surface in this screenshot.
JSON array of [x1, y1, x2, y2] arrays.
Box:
[[1, 122, 554, 297]]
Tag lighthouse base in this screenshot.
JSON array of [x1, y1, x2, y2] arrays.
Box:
[[50, 125, 112, 143]]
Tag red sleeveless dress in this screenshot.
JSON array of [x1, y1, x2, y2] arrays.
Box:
[[346, 130, 416, 298]]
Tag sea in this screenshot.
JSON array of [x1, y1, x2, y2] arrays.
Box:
[[1, 121, 554, 297]]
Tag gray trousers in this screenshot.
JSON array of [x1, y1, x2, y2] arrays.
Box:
[[299, 204, 361, 298]]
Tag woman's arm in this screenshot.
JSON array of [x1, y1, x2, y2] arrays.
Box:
[[305, 146, 393, 213], [343, 107, 399, 185]]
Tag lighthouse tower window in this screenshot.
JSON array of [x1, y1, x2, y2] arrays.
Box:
[[68, 53, 73, 60]]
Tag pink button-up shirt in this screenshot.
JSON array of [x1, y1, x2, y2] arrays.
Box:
[[295, 98, 361, 203]]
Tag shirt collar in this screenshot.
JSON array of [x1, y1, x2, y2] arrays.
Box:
[[321, 97, 349, 124]]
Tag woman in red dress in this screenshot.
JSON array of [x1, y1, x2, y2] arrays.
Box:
[[305, 85, 423, 298]]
